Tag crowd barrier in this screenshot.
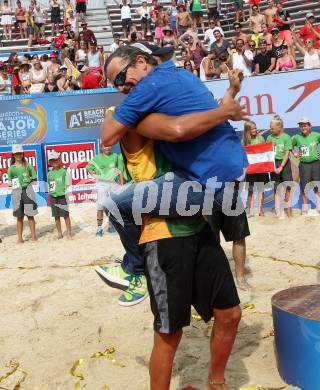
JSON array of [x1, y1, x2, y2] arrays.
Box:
[[0, 68, 319, 210]]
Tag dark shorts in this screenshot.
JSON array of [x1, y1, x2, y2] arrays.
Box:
[[299, 160, 320, 193], [144, 226, 240, 334], [17, 19, 25, 24], [12, 185, 38, 218], [141, 18, 151, 31], [27, 25, 34, 34], [121, 18, 132, 28], [51, 195, 69, 218], [179, 25, 188, 35], [76, 2, 86, 13], [234, 0, 244, 10], [246, 172, 269, 193], [51, 15, 61, 24], [192, 11, 203, 17], [270, 159, 293, 190], [208, 6, 219, 19], [209, 209, 250, 243]]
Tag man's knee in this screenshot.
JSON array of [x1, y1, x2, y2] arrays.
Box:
[[155, 330, 183, 353], [214, 306, 242, 328]]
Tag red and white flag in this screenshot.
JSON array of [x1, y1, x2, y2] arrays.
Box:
[[244, 142, 275, 174]]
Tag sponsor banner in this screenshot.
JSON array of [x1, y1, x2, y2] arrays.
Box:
[[0, 143, 46, 209], [0, 90, 124, 145], [43, 140, 99, 203], [204, 68, 320, 132]]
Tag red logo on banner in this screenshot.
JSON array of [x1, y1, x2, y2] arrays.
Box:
[[44, 141, 97, 203], [0, 149, 38, 193]]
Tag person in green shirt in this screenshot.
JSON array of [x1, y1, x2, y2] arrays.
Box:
[[8, 144, 38, 243], [191, 0, 205, 32], [242, 120, 268, 217], [267, 115, 294, 218], [291, 117, 320, 214], [47, 150, 72, 239], [86, 143, 123, 237]]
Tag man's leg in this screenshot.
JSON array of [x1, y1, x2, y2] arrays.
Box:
[[232, 238, 252, 290], [150, 330, 183, 390], [208, 306, 241, 389]]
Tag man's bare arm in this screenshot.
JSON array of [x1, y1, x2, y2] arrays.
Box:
[[101, 110, 131, 146]]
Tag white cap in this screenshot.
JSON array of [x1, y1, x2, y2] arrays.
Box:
[[306, 12, 314, 19], [298, 117, 311, 125], [48, 150, 61, 160], [12, 144, 23, 154]]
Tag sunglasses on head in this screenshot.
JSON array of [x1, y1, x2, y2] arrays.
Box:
[[114, 62, 132, 87]]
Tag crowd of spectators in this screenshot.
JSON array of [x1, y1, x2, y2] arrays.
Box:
[[0, 0, 320, 95]]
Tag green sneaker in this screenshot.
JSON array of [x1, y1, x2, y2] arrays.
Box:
[[117, 275, 148, 306], [95, 264, 133, 291]]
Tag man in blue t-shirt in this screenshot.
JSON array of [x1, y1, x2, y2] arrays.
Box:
[[98, 45, 248, 302]]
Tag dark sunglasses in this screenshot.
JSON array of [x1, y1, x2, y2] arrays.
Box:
[[249, 44, 256, 47], [114, 62, 132, 87]]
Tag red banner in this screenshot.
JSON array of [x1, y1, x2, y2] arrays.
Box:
[[0, 148, 39, 195], [43, 141, 98, 203]]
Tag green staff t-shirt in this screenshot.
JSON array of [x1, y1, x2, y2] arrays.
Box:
[[267, 133, 292, 160], [8, 163, 37, 189], [86, 153, 120, 181], [47, 168, 70, 197], [291, 132, 320, 163]]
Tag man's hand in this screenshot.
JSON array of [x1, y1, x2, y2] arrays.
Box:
[[228, 69, 244, 95], [225, 100, 250, 122]]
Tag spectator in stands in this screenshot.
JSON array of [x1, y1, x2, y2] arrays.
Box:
[[81, 21, 96, 47], [75, 40, 88, 69], [161, 25, 177, 47], [19, 62, 31, 93], [56, 65, 70, 91], [47, 52, 60, 76], [247, 40, 258, 70], [261, 22, 272, 47], [145, 31, 154, 42], [242, 120, 266, 217], [150, 0, 160, 21], [178, 24, 199, 50], [292, 29, 320, 70], [167, 0, 178, 36], [233, 0, 244, 24], [7, 52, 19, 70], [15, 0, 27, 39], [292, 118, 320, 215], [64, 0, 74, 21], [1, 0, 13, 40], [187, 40, 207, 74], [98, 45, 107, 65], [199, 48, 219, 81], [30, 59, 46, 85], [50, 0, 61, 37], [264, 0, 277, 27], [205, 0, 219, 25], [210, 29, 230, 56], [137, 1, 152, 38], [40, 54, 50, 71], [80, 65, 103, 89], [33, 5, 47, 41], [12, 64, 21, 95], [120, 0, 132, 39], [275, 2, 292, 46], [249, 5, 265, 41], [275, 44, 296, 72], [87, 43, 104, 72], [217, 52, 230, 79], [183, 60, 197, 75], [66, 10, 77, 31], [299, 12, 320, 49], [0, 65, 12, 95], [176, 4, 192, 36], [230, 38, 253, 77], [26, 6, 35, 50], [190, 0, 204, 32], [75, 0, 86, 20], [44, 74, 59, 92], [154, 6, 168, 45], [175, 48, 195, 68], [110, 34, 120, 53], [253, 38, 275, 74], [232, 22, 249, 47], [204, 18, 223, 47], [271, 27, 288, 60]]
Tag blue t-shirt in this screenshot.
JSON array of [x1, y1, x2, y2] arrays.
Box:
[[113, 61, 248, 186]]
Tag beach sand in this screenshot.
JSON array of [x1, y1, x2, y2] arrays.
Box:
[[0, 203, 318, 390]]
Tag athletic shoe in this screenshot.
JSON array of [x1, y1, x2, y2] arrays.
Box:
[[117, 275, 148, 306], [95, 264, 132, 290], [95, 228, 103, 237], [107, 225, 117, 234]]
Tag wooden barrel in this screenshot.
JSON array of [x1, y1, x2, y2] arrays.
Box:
[[272, 285, 320, 390]]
